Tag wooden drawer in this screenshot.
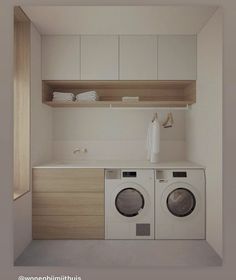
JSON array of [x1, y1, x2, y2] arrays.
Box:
[[33, 168, 104, 193], [33, 192, 104, 216], [33, 215, 104, 239]]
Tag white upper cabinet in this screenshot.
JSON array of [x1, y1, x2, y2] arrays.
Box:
[[81, 35, 118, 80], [41, 35, 197, 81], [42, 36, 80, 80], [158, 35, 197, 80], [119, 36, 158, 80]]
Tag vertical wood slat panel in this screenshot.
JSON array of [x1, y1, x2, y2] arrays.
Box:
[[14, 7, 31, 198]]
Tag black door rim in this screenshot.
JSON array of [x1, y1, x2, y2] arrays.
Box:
[[115, 187, 145, 217], [166, 187, 196, 217]]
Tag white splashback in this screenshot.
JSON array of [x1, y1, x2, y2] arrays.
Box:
[[53, 140, 185, 161], [52, 108, 186, 161]]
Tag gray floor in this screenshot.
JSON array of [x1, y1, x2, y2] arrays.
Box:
[[15, 240, 222, 267]]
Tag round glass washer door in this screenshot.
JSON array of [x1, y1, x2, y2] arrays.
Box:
[[115, 187, 145, 217], [166, 188, 196, 217]]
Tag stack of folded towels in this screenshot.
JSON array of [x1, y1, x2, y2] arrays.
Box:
[[76, 91, 98, 101], [52, 92, 75, 102]]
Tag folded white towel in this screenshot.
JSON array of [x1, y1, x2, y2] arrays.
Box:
[[76, 91, 99, 101], [78, 96, 97, 99], [77, 95, 97, 98], [77, 91, 97, 97], [76, 98, 97, 101], [52, 92, 75, 102], [78, 93, 97, 97], [53, 92, 74, 97], [53, 96, 73, 99], [53, 95, 73, 98], [76, 96, 98, 100], [76, 98, 98, 102], [76, 91, 98, 99], [53, 98, 74, 102]]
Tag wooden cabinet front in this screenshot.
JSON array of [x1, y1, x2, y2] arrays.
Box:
[[33, 168, 104, 193], [32, 168, 104, 240], [33, 216, 104, 240]]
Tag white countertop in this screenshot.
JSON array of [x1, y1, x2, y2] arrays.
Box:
[[33, 160, 205, 169]]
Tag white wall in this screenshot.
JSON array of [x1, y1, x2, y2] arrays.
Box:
[[186, 9, 223, 257], [52, 108, 186, 161], [14, 24, 52, 260], [22, 6, 216, 35], [31, 25, 53, 166]]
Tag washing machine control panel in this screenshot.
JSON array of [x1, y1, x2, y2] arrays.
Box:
[[122, 171, 137, 178]]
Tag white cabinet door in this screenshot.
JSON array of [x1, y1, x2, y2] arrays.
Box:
[[158, 35, 196, 80], [42, 36, 80, 80], [81, 36, 118, 80], [119, 36, 157, 80]]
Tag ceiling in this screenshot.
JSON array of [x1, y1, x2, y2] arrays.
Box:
[[22, 6, 217, 35]]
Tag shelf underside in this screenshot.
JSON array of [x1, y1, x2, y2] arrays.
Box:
[[45, 100, 192, 108], [43, 80, 196, 108]]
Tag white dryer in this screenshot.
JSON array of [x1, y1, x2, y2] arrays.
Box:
[[105, 169, 154, 239], [155, 169, 205, 239]]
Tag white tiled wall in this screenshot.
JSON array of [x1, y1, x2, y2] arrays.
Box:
[[52, 108, 186, 161]]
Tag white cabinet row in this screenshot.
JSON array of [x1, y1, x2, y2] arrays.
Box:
[[42, 35, 196, 81]]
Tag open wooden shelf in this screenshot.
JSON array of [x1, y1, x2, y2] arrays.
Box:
[[44, 100, 191, 108], [43, 80, 196, 108]]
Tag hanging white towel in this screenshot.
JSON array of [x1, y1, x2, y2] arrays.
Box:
[[150, 119, 160, 163], [146, 119, 160, 163], [146, 122, 152, 160]]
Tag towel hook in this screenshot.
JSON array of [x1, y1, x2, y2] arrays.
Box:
[[152, 112, 158, 122], [162, 112, 174, 128], [151, 112, 174, 128]]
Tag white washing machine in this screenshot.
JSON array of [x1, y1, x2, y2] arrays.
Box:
[[105, 169, 154, 239], [155, 169, 205, 239]]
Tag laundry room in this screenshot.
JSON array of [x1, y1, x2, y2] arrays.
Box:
[[13, 5, 222, 267]]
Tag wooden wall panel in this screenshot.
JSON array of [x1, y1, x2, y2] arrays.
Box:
[[14, 7, 31, 199]]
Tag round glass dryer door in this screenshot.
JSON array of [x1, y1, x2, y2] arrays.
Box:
[[115, 187, 145, 217], [167, 188, 196, 217]]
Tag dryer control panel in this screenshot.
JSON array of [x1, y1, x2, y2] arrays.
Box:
[[122, 171, 137, 178], [173, 171, 187, 178], [156, 170, 188, 181]]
